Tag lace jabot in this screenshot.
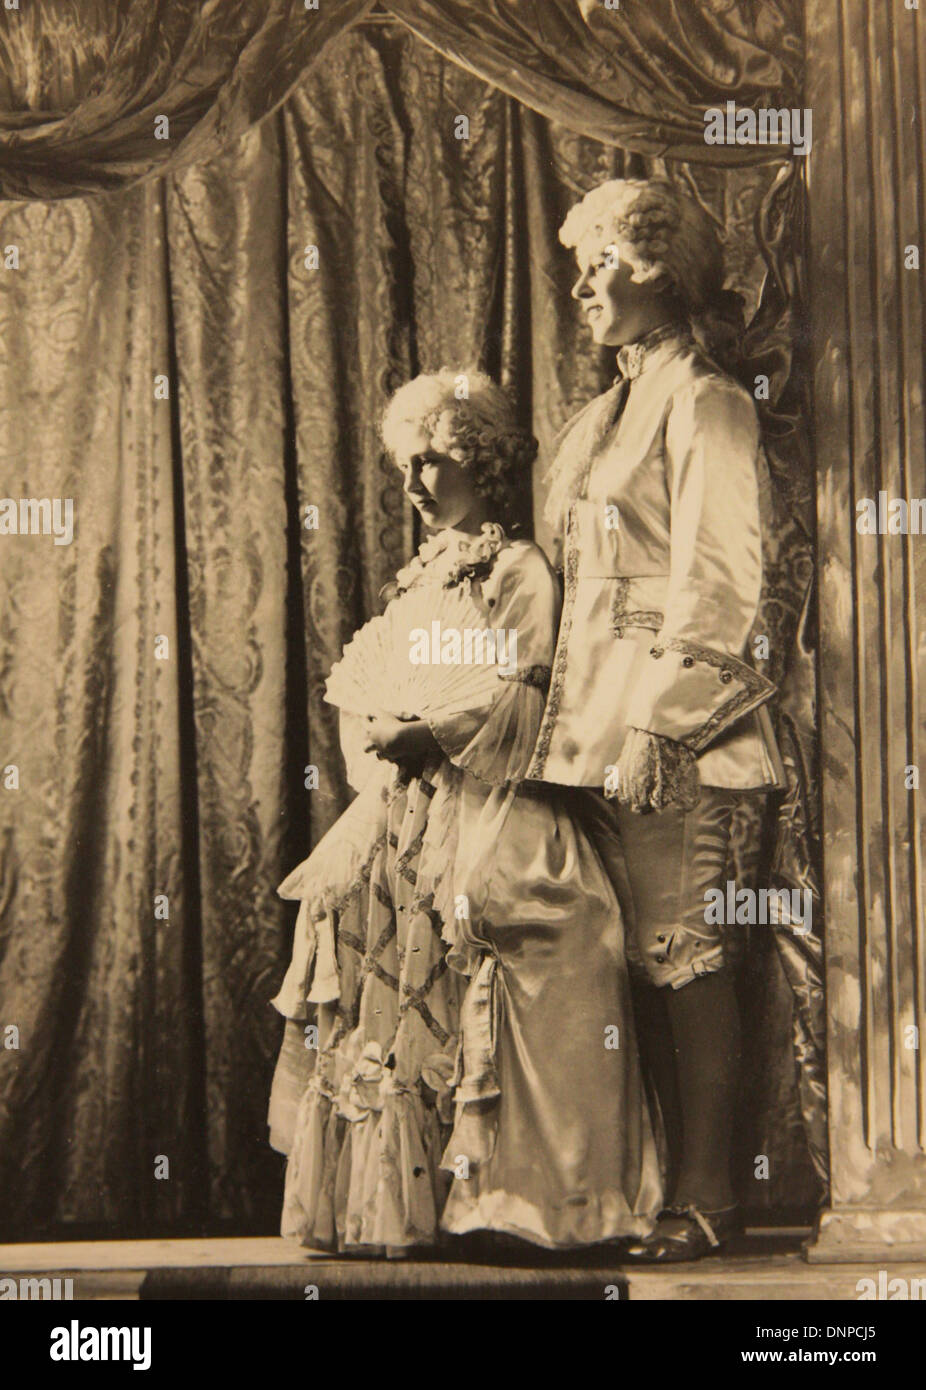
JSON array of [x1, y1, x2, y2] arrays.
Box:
[[614, 319, 692, 383]]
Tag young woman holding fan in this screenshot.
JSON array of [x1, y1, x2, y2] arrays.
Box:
[[267, 369, 661, 1256]]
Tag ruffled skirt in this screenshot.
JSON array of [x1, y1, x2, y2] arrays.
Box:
[[268, 759, 463, 1252], [268, 760, 662, 1251]]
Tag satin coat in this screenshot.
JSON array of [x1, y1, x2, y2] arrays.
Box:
[[529, 327, 786, 791]]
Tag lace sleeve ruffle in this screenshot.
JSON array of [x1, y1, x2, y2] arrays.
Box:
[[427, 673, 549, 786], [606, 727, 701, 812]]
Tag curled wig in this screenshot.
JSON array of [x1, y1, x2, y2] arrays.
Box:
[[560, 178, 745, 361], [381, 368, 537, 525]]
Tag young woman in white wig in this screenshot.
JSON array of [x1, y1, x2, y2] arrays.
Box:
[[528, 178, 786, 1261], [268, 369, 662, 1255]]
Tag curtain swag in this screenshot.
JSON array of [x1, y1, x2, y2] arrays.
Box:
[[0, 0, 804, 199], [0, 0, 377, 199], [386, 0, 803, 165]]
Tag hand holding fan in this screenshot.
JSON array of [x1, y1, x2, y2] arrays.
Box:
[[324, 584, 504, 721]]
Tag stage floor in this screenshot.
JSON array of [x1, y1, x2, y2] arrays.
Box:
[[0, 1229, 914, 1300]]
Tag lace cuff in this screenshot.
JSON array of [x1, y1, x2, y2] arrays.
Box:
[[606, 727, 701, 812]]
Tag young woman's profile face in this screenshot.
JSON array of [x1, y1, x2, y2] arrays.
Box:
[[571, 241, 669, 346], [391, 422, 481, 530]]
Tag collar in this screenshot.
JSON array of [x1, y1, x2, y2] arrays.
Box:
[[614, 320, 692, 383], [393, 523, 507, 593]]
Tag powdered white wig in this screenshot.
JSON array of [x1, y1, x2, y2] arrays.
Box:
[[559, 178, 727, 318], [381, 368, 537, 521]]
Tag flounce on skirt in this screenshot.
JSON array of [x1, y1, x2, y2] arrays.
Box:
[[268, 759, 463, 1252]]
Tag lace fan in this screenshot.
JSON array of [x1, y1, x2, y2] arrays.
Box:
[[324, 584, 505, 720]]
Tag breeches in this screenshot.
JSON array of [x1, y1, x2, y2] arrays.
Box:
[[576, 787, 752, 989]]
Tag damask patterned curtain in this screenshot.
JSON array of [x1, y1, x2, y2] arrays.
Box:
[[0, 11, 823, 1235]]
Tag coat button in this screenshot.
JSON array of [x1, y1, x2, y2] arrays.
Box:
[[650, 646, 663, 658], [655, 954, 666, 964], [720, 669, 733, 683], [657, 934, 666, 943], [682, 655, 695, 668]]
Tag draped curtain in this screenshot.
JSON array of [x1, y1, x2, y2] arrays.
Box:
[[0, 0, 802, 199], [0, 3, 823, 1236]]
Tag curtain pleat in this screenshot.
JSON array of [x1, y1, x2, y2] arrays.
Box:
[[0, 181, 208, 1228]]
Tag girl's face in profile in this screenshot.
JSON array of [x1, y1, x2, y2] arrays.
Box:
[[392, 422, 481, 531], [571, 239, 668, 346]]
